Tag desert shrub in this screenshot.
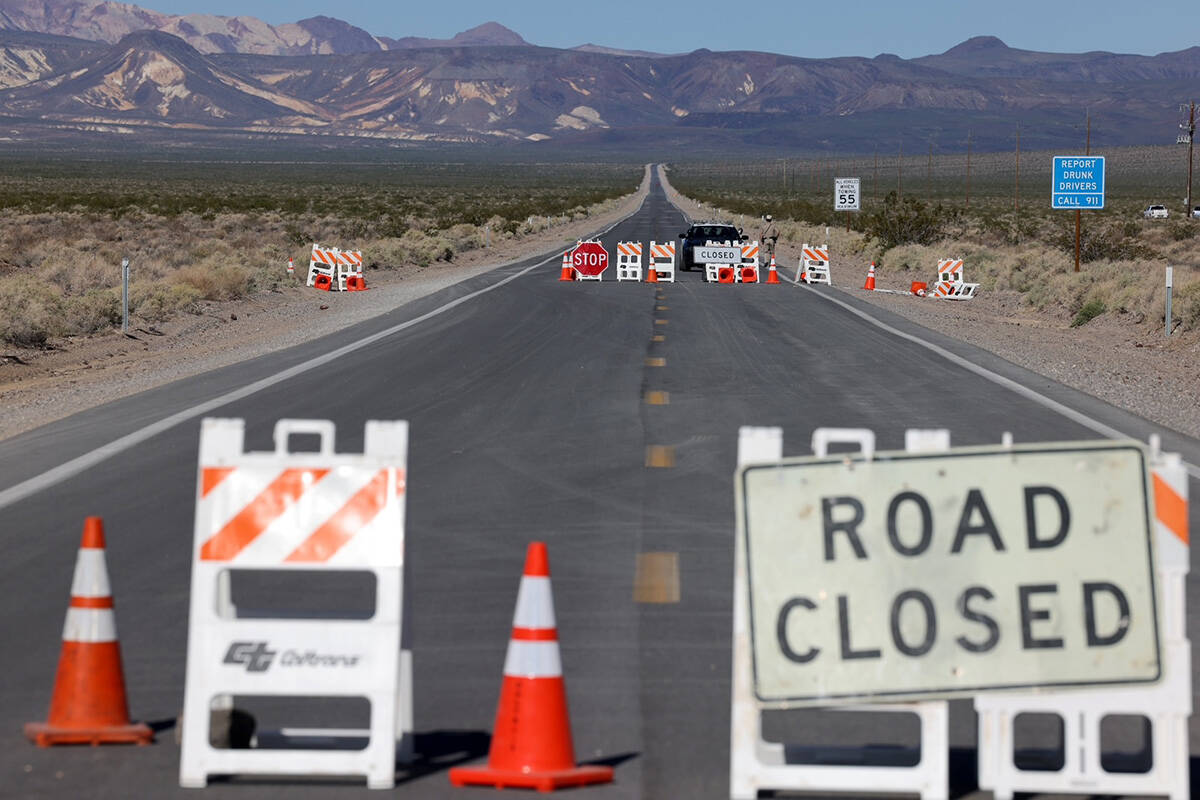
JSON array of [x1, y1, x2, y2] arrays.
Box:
[[1168, 220, 1196, 241], [862, 193, 949, 251], [0, 276, 63, 346], [1053, 220, 1154, 263], [172, 262, 253, 301], [130, 282, 201, 322], [1175, 282, 1200, 330], [63, 288, 121, 333], [1071, 298, 1106, 327]]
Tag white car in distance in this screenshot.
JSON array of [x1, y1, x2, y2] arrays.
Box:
[[1143, 204, 1169, 219]]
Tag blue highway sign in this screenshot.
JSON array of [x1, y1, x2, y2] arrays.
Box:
[[1052, 156, 1105, 209]]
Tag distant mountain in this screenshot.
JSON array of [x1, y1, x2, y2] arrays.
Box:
[[381, 22, 528, 50], [0, 12, 1195, 154], [0, 0, 388, 54]]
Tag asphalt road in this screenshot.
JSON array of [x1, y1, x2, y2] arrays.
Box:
[[2, 167, 1198, 800]]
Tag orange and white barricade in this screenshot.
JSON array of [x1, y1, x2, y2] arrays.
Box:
[[704, 240, 737, 283], [616, 241, 643, 282], [974, 434, 1191, 800], [180, 418, 412, 790], [930, 259, 978, 300], [731, 426, 949, 800], [649, 241, 676, 282], [738, 242, 759, 283], [307, 245, 366, 292], [799, 244, 831, 285]]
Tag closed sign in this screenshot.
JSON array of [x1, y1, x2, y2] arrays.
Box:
[[737, 442, 1161, 706], [696, 246, 740, 264]]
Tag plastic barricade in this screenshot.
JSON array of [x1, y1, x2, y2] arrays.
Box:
[[616, 242, 643, 282], [800, 244, 831, 285], [730, 426, 949, 800], [931, 259, 978, 299], [738, 242, 759, 283], [974, 435, 1190, 800], [179, 418, 412, 790], [649, 241, 675, 282]]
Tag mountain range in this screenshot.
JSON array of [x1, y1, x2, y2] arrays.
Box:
[[0, 1, 1194, 154]]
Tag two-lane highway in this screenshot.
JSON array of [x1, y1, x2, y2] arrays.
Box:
[[3, 166, 1197, 799]]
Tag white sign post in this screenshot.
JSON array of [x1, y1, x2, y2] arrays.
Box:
[[738, 442, 1161, 706]]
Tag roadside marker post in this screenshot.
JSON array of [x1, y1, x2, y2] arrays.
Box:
[[179, 418, 412, 790], [1166, 266, 1174, 336]]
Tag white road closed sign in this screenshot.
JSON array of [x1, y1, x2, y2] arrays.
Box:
[[835, 177, 860, 211], [695, 245, 741, 264], [737, 442, 1161, 706]]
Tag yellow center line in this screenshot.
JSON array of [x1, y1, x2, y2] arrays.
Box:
[[645, 445, 675, 468], [652, 334, 665, 342], [645, 357, 665, 367], [634, 552, 680, 604], [654, 319, 668, 326], [656, 305, 669, 311], [645, 390, 670, 405]]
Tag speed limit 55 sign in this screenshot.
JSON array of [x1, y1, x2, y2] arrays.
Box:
[[834, 177, 860, 211]]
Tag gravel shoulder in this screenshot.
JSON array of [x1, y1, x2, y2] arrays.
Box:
[[0, 167, 652, 443], [658, 167, 1200, 441]]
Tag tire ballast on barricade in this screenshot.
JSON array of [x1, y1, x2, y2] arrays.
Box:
[[179, 418, 412, 790]]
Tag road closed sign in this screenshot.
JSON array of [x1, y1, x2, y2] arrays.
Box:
[[736, 442, 1161, 706]]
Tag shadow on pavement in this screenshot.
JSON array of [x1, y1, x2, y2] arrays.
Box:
[[396, 729, 491, 784]]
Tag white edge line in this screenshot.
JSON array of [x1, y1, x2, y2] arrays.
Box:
[[0, 175, 653, 512]]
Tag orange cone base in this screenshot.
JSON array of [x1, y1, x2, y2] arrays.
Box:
[[449, 763, 614, 792], [558, 267, 574, 282], [24, 720, 153, 747], [646, 269, 658, 283], [767, 272, 780, 284]]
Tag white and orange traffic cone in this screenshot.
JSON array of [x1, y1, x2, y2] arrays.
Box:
[[25, 518, 153, 746], [766, 256, 780, 284], [863, 262, 876, 291], [286, 257, 295, 276], [449, 542, 613, 791], [646, 267, 659, 283], [558, 251, 575, 282]]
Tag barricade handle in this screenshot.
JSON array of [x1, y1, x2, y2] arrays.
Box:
[[811, 427, 876, 460], [273, 419, 336, 456]]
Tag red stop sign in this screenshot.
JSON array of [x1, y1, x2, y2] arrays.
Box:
[[571, 241, 609, 277]]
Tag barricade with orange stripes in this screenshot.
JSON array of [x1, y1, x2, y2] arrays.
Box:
[[738, 241, 759, 283], [180, 418, 411, 790], [616, 241, 643, 282], [649, 241, 676, 282], [307, 244, 367, 292], [930, 259, 978, 300], [799, 244, 831, 285], [974, 434, 1191, 800]]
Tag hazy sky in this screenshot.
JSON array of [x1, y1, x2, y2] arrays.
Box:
[[135, 0, 1199, 59]]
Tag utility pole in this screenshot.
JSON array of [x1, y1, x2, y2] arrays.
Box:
[[965, 131, 972, 209], [873, 148, 878, 205], [1181, 101, 1196, 217], [1014, 123, 1020, 215], [1075, 111, 1090, 273]]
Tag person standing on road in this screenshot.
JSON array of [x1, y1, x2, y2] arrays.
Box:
[[759, 214, 779, 261]]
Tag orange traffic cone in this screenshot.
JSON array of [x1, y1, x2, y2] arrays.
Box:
[[558, 251, 575, 282], [863, 262, 877, 291], [646, 267, 659, 283], [766, 256, 780, 284], [448, 542, 613, 791], [286, 257, 295, 276], [25, 518, 153, 746]]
